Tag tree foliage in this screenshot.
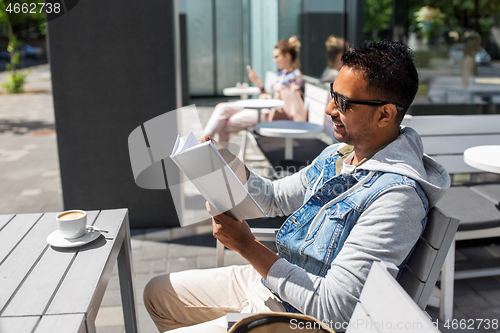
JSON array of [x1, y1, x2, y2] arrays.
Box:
[[0, 0, 46, 93], [414, 6, 446, 43], [409, 0, 500, 41], [364, 0, 393, 40], [1, 0, 47, 43], [0, 0, 46, 34]]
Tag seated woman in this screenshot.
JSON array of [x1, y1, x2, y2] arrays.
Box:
[[203, 36, 304, 144], [320, 35, 349, 83]]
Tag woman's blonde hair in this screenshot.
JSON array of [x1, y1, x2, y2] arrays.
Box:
[[325, 35, 349, 62], [276, 36, 301, 68]]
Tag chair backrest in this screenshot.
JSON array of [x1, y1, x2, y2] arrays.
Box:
[[303, 74, 324, 86], [399, 207, 459, 309], [303, 83, 333, 136], [347, 261, 441, 333], [401, 114, 500, 174]]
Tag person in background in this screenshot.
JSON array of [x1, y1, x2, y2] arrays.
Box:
[[203, 36, 304, 144], [320, 35, 349, 83]]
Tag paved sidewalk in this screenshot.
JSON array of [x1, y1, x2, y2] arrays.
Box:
[[2, 65, 500, 333]]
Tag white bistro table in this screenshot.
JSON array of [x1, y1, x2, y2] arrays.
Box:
[[223, 86, 261, 100], [256, 120, 323, 160], [232, 99, 286, 161], [0, 208, 137, 333], [443, 78, 500, 104], [463, 145, 500, 174], [234, 99, 285, 123]]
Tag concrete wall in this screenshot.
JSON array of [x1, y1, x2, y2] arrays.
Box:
[[47, 0, 180, 227]]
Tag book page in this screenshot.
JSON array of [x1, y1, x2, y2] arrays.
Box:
[[170, 135, 266, 223], [174, 131, 199, 155]]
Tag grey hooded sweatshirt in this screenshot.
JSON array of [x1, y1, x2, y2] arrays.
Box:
[[246, 126, 450, 326]]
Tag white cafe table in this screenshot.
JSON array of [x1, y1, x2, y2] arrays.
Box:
[[230, 99, 285, 162], [223, 86, 261, 100], [234, 99, 285, 123], [463, 145, 500, 174], [0, 208, 137, 333], [256, 120, 323, 160], [443, 78, 500, 104]]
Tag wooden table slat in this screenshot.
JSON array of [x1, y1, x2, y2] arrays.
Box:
[[85, 210, 103, 227], [92, 209, 128, 236], [35, 314, 86, 333], [0, 213, 57, 311], [0, 213, 43, 263], [0, 214, 15, 232], [45, 238, 114, 315], [0, 316, 39, 332], [2, 245, 76, 316]]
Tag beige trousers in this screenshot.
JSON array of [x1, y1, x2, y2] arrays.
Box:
[[143, 265, 286, 332]]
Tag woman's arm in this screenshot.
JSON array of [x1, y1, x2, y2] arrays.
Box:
[[247, 65, 264, 91]]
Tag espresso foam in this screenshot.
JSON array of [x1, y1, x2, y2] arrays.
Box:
[[58, 211, 85, 220]]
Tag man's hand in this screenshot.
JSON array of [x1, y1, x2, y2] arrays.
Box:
[[206, 202, 255, 253], [199, 135, 250, 182], [206, 202, 280, 279]]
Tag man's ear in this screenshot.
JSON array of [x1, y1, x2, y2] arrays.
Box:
[[377, 104, 398, 128]]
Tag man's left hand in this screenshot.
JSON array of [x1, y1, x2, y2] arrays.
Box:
[[206, 202, 255, 254]]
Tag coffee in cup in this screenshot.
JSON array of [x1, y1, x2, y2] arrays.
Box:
[[56, 210, 87, 239]]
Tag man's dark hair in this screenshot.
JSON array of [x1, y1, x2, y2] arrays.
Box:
[[340, 40, 419, 123]]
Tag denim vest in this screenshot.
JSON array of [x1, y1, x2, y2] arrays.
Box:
[[270, 145, 429, 312]]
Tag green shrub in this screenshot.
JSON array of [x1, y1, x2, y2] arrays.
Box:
[[1, 36, 31, 93], [2, 69, 29, 93]]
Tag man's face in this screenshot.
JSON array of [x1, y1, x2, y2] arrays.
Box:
[[325, 67, 379, 147]]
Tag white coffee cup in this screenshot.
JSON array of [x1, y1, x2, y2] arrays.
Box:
[[56, 210, 87, 239]]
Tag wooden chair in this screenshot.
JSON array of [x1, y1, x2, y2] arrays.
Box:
[[398, 208, 459, 318], [217, 206, 459, 324], [401, 114, 500, 321], [347, 261, 441, 333], [226, 262, 440, 332]]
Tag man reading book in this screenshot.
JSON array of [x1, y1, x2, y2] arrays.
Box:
[[144, 41, 450, 332]]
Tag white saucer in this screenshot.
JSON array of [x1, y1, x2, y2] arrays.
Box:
[[47, 226, 102, 248]]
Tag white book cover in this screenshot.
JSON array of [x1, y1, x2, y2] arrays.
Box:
[[170, 132, 266, 222]]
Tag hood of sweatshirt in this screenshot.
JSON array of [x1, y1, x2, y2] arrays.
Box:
[[350, 126, 450, 208]]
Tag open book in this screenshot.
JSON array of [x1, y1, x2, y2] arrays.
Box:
[[170, 132, 266, 221]]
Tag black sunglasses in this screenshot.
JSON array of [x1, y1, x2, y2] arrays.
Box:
[[330, 83, 404, 113]]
